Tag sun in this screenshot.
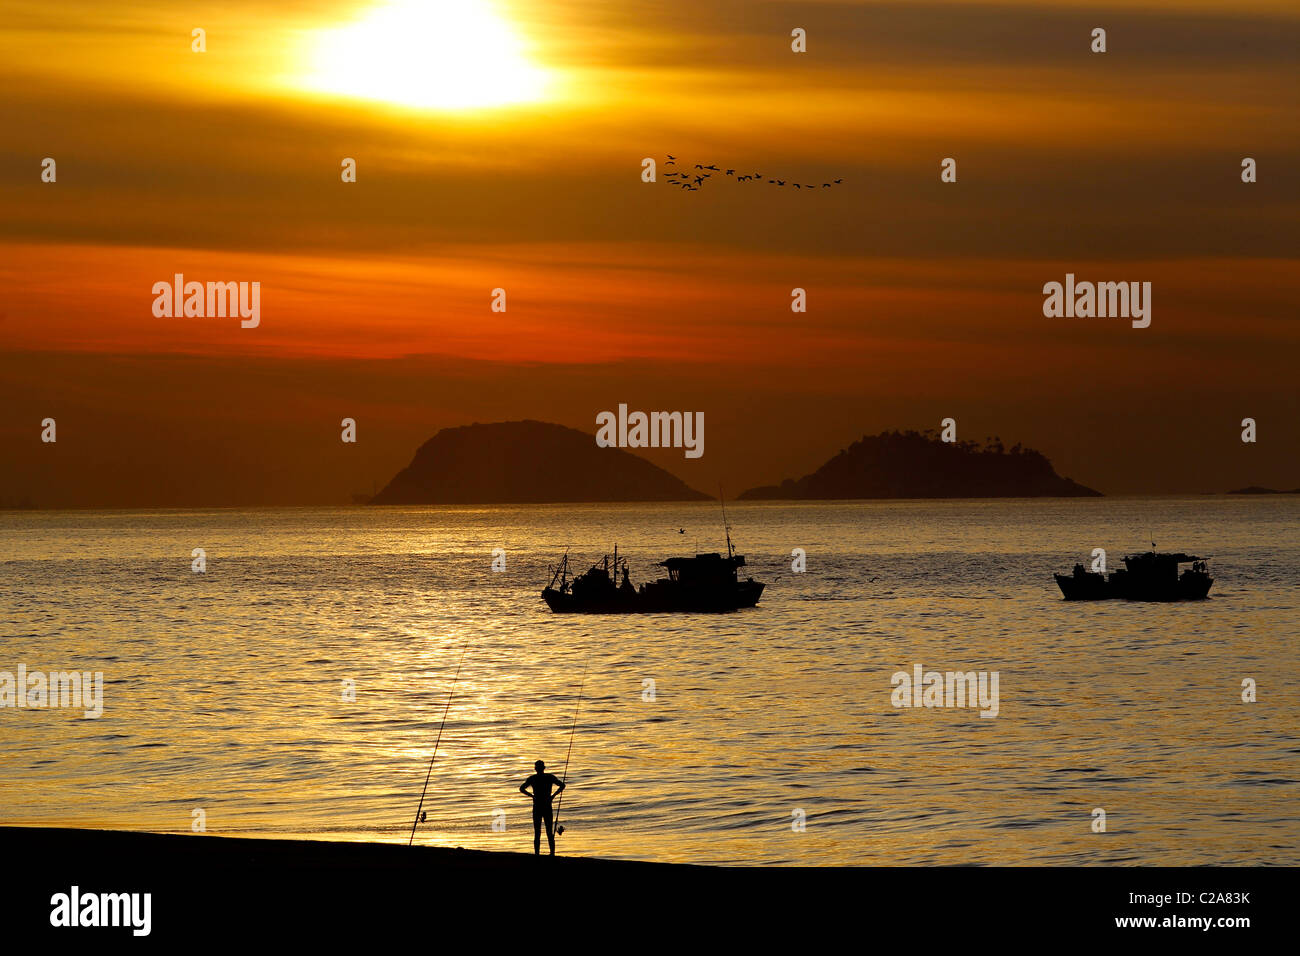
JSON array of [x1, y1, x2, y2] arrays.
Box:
[[299, 0, 549, 110]]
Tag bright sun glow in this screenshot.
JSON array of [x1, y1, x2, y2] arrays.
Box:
[[301, 0, 548, 110]]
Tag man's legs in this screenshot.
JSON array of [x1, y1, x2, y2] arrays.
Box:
[[542, 805, 555, 856], [532, 804, 542, 855]]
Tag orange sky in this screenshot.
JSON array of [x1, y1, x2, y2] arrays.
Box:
[[1, 0, 1296, 505]]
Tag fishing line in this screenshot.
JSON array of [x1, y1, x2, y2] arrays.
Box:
[[407, 637, 471, 847], [552, 658, 589, 838]]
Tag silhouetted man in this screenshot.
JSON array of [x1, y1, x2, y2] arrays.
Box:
[[519, 759, 565, 856]]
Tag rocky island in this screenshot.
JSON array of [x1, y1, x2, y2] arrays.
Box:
[[739, 429, 1100, 500], [370, 420, 710, 504]]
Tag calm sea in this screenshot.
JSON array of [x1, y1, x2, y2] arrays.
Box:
[[1, 498, 1296, 865]]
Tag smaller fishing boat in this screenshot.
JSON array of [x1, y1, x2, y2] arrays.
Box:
[[1055, 551, 1213, 602]]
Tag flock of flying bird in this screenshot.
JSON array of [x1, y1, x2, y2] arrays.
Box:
[[661, 154, 844, 192]]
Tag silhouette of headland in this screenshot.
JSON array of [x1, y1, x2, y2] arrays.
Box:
[[370, 420, 710, 505], [739, 429, 1101, 500]]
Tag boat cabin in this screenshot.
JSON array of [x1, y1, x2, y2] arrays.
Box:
[[658, 552, 744, 584]]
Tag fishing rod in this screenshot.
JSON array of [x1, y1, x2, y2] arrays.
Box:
[[552, 659, 589, 838], [407, 637, 471, 847]]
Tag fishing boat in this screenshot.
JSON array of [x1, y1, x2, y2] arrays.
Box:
[[542, 510, 765, 613], [542, 548, 764, 613], [1055, 551, 1213, 601]]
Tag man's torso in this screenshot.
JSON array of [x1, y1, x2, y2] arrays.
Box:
[[526, 773, 560, 805]]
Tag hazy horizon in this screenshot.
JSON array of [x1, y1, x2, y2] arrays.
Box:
[[3, 403, 1298, 508]]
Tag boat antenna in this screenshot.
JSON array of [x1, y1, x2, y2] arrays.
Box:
[[719, 485, 734, 560], [553, 659, 589, 839], [407, 636, 471, 846]]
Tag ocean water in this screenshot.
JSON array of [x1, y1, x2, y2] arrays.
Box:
[[1, 498, 1296, 866]]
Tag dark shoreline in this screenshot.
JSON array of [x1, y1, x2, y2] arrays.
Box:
[[4, 826, 1283, 942], [0, 824, 677, 871], [5, 825, 686, 940]]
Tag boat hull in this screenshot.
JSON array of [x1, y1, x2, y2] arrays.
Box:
[[542, 581, 764, 614], [1120, 574, 1214, 602], [1054, 572, 1112, 601], [1054, 571, 1213, 601]]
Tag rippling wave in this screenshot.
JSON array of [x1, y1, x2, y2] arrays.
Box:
[[1, 497, 1296, 864]]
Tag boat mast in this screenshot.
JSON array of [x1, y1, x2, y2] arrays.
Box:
[[548, 549, 570, 591], [719, 485, 734, 561]]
